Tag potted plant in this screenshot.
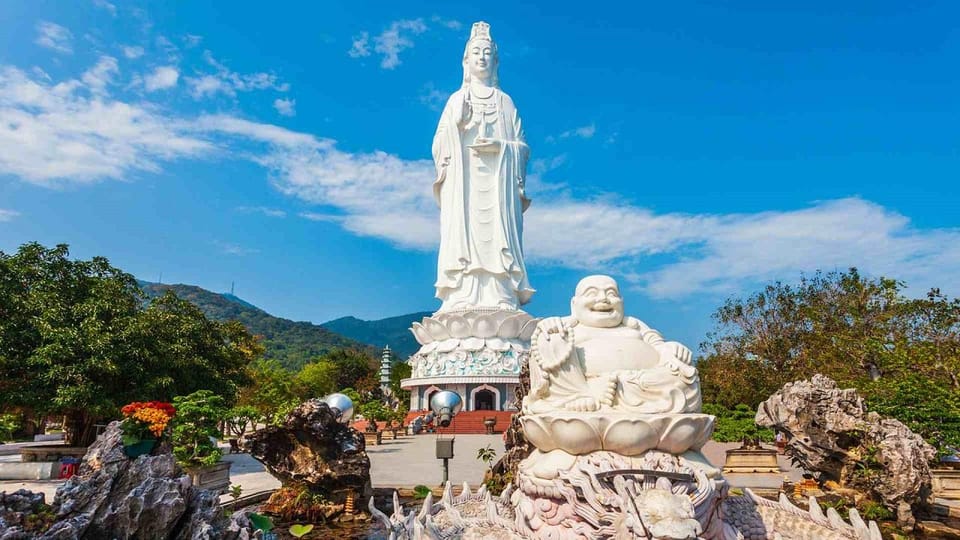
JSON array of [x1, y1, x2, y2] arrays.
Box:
[[171, 390, 231, 492], [119, 401, 176, 458]]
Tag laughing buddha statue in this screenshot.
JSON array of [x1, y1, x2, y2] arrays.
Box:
[[525, 275, 701, 415]]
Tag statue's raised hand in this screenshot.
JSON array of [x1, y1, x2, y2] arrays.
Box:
[[535, 317, 573, 372]]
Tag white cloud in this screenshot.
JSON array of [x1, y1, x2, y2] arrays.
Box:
[[419, 82, 448, 111], [236, 206, 286, 218], [156, 35, 179, 62], [350, 19, 429, 69], [144, 66, 179, 91], [375, 19, 428, 69], [549, 123, 596, 142], [122, 45, 145, 59], [0, 65, 211, 185], [35, 21, 73, 54], [430, 16, 462, 30], [273, 97, 295, 117], [183, 34, 203, 48], [186, 51, 288, 99], [0, 209, 20, 222], [81, 56, 119, 95], [348, 32, 371, 58], [3, 58, 957, 300], [526, 198, 960, 299], [92, 0, 117, 16], [215, 241, 259, 256]]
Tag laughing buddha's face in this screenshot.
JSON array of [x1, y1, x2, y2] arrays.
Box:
[[571, 275, 624, 328]]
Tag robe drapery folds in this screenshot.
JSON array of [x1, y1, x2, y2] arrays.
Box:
[[432, 88, 534, 310]]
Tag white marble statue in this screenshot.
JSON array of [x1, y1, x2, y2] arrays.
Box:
[[433, 21, 534, 311], [526, 275, 701, 415]]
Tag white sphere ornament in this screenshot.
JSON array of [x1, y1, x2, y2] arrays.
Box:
[[323, 393, 354, 424]]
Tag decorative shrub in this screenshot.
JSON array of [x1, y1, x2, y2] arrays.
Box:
[[171, 390, 227, 467]]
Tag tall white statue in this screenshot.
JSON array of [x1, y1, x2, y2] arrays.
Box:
[[433, 21, 534, 311]]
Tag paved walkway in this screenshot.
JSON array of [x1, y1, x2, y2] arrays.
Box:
[[0, 437, 804, 503]]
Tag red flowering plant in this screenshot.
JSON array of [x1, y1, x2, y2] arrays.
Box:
[[119, 401, 176, 446]]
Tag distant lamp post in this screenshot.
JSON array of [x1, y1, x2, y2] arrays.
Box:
[[323, 393, 354, 424], [430, 391, 463, 484]]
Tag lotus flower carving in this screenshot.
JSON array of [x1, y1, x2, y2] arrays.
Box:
[[520, 412, 714, 456]]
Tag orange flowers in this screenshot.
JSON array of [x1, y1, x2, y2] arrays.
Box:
[[120, 401, 176, 441]]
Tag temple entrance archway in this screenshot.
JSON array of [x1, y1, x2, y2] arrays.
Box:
[[474, 389, 495, 411]]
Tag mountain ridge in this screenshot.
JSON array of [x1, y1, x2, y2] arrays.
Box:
[[138, 281, 426, 368]]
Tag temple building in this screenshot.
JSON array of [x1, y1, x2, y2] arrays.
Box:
[[400, 309, 536, 413]]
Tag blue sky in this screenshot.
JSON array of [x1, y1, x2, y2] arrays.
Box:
[[1, 1, 958, 350]]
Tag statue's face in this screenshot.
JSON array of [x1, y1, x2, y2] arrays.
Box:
[[571, 275, 624, 328], [466, 39, 495, 81]]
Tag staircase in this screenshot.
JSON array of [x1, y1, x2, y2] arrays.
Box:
[[403, 410, 515, 435]]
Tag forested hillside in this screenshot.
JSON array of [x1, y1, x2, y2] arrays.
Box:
[[139, 282, 373, 371]]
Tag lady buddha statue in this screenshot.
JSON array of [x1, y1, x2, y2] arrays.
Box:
[[432, 21, 534, 311]]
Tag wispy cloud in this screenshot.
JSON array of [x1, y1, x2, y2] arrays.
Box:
[[3, 58, 957, 299], [375, 19, 428, 69], [547, 123, 597, 142], [273, 97, 296, 117], [236, 206, 287, 218], [419, 82, 448, 111], [35, 21, 73, 54], [81, 56, 119, 95], [0, 65, 211, 185], [122, 45, 145, 59], [349, 18, 432, 69], [430, 16, 462, 30], [182, 34, 203, 48], [0, 209, 20, 222], [144, 66, 179, 91], [215, 241, 259, 256], [186, 51, 289, 99], [348, 32, 371, 59], [92, 0, 117, 16]]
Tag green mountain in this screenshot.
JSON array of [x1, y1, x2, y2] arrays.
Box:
[[322, 312, 433, 359], [138, 281, 373, 371]]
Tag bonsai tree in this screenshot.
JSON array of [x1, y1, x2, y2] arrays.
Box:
[[358, 400, 391, 432], [171, 390, 227, 467]]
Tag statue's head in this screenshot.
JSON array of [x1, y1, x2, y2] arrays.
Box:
[[462, 21, 499, 87], [571, 275, 624, 328]]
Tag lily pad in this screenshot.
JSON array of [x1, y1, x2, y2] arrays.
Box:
[[248, 512, 273, 532], [289, 524, 314, 538]]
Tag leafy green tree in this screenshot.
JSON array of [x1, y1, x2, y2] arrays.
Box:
[[390, 361, 412, 406], [293, 360, 339, 399], [237, 359, 297, 418], [0, 243, 259, 445], [699, 268, 960, 452]]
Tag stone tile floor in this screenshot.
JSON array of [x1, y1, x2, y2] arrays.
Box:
[[1, 436, 804, 504]]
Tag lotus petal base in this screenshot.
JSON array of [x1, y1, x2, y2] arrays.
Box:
[[521, 412, 714, 456]]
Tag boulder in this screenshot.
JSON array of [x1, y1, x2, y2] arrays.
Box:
[[0, 422, 245, 539], [756, 374, 936, 528], [245, 399, 371, 504]]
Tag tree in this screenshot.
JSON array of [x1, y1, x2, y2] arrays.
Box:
[[390, 361, 412, 406], [698, 268, 960, 452], [237, 359, 297, 419], [0, 243, 259, 445], [293, 360, 339, 399]]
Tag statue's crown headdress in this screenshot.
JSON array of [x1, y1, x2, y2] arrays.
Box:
[[469, 21, 492, 42]]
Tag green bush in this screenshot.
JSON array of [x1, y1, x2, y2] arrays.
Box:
[[0, 413, 21, 442], [172, 390, 227, 467], [702, 403, 774, 442]]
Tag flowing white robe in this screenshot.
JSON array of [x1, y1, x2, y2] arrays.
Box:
[[432, 87, 534, 310]]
